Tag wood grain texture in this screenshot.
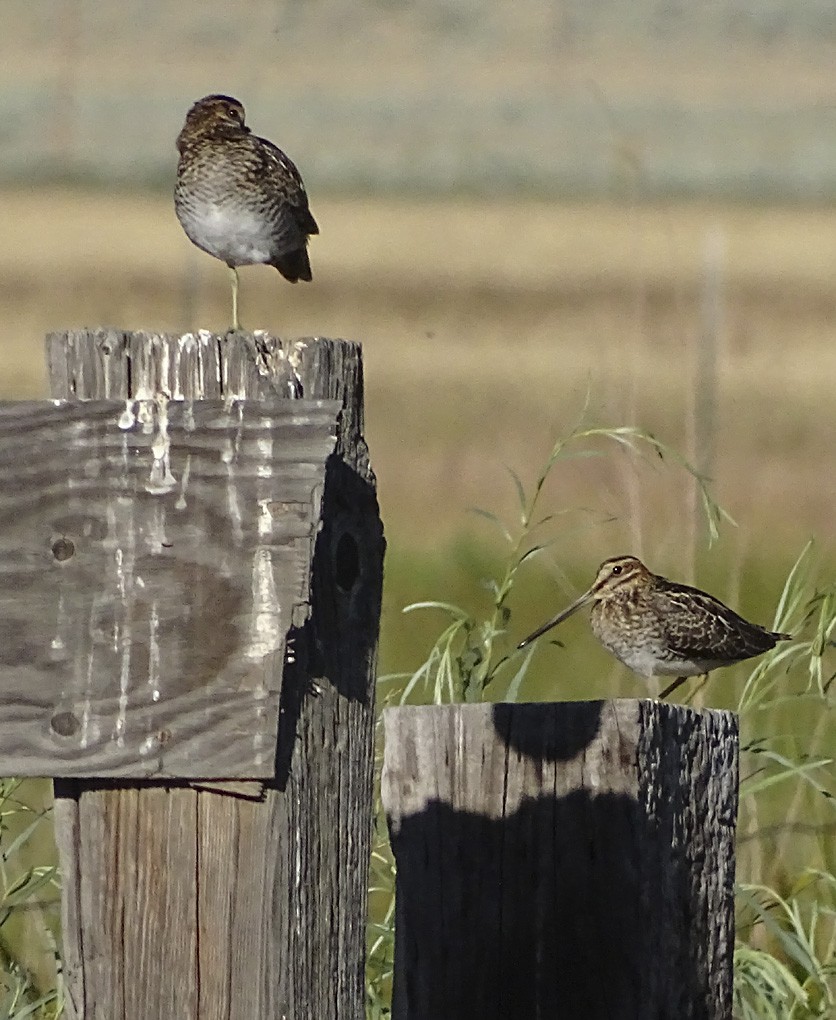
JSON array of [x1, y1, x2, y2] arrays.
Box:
[[47, 331, 383, 1019], [0, 397, 338, 778], [382, 700, 738, 1020]]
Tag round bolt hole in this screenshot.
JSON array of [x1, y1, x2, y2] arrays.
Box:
[[51, 537, 75, 562], [334, 532, 360, 593], [50, 711, 80, 737]]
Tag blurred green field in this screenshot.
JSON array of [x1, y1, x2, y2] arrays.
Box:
[[0, 188, 834, 1009]]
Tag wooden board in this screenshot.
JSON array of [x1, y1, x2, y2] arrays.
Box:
[[0, 397, 339, 777]]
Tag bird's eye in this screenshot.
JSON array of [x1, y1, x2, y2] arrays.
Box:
[[611, 564, 622, 575]]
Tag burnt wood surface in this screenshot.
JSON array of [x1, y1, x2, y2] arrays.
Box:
[[382, 700, 738, 1020]]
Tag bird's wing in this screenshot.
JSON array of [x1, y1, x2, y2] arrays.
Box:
[[654, 581, 776, 663], [254, 136, 319, 235]]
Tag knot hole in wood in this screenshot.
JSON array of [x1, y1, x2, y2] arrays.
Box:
[[51, 537, 75, 562]]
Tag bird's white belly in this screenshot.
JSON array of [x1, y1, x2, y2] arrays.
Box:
[[182, 203, 273, 266], [607, 642, 722, 679]]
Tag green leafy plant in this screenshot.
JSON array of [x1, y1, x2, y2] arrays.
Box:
[[734, 873, 836, 1019], [0, 781, 61, 1020], [733, 546, 836, 1017], [381, 416, 732, 708]]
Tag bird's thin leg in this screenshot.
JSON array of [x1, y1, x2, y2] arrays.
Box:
[[658, 675, 688, 700], [228, 265, 241, 331], [694, 672, 709, 697]]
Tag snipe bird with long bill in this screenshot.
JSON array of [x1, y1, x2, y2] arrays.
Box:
[[175, 94, 318, 330], [518, 555, 791, 699]]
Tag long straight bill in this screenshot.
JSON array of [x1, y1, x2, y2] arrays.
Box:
[[517, 589, 594, 649]]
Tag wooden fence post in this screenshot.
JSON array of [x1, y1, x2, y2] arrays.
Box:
[[382, 700, 738, 1020], [0, 329, 384, 1018]]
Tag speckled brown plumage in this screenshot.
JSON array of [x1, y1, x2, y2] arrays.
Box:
[[519, 555, 791, 699], [175, 94, 318, 327]]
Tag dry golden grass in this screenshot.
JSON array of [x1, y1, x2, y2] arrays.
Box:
[[2, 189, 834, 568]]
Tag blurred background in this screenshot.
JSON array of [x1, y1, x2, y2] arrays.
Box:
[[3, 0, 833, 670], [1, 0, 835, 1005]]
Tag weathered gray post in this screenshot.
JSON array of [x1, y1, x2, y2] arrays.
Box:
[[382, 700, 738, 1020], [0, 329, 383, 1018]]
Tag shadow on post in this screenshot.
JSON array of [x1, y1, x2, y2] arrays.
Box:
[[383, 700, 738, 1020]]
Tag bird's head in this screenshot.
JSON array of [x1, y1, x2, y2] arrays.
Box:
[[177, 95, 249, 150], [517, 554, 653, 648], [587, 555, 653, 600]]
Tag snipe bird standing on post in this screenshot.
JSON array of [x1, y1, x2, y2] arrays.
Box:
[[175, 94, 318, 330], [518, 555, 791, 699]]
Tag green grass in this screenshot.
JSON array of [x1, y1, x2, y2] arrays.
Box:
[[0, 782, 60, 1019]]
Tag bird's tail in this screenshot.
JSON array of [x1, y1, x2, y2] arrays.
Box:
[[272, 247, 312, 283]]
